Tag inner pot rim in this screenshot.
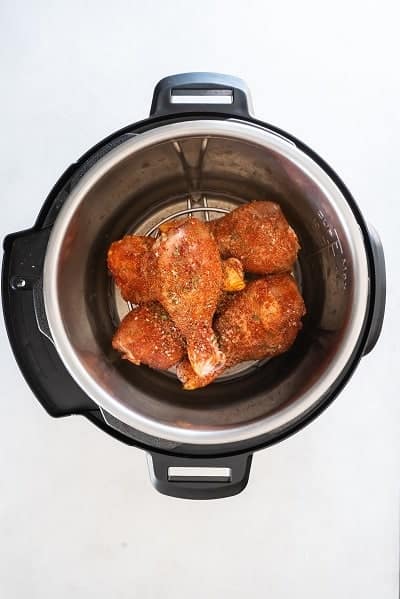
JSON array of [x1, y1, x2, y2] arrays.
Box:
[[43, 119, 370, 445]]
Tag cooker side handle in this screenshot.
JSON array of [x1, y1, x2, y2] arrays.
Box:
[[150, 72, 253, 118], [147, 452, 253, 500], [363, 224, 386, 355], [2, 228, 98, 415]]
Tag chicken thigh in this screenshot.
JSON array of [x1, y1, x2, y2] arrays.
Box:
[[209, 201, 300, 274], [107, 235, 156, 303], [112, 302, 185, 370], [177, 274, 305, 389]]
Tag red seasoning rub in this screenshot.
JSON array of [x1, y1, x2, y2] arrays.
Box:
[[177, 274, 306, 389], [209, 201, 299, 274], [108, 233, 245, 300], [107, 235, 156, 303], [112, 302, 185, 370], [154, 217, 226, 378], [108, 203, 305, 391]]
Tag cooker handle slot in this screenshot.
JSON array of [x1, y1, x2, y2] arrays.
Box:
[[147, 452, 253, 499], [150, 72, 253, 118], [363, 224, 386, 355]]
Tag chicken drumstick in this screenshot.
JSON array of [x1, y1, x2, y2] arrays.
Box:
[[153, 217, 225, 378], [107, 235, 244, 304]]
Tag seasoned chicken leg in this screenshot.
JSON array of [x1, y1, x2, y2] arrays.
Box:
[[112, 303, 185, 370], [107, 236, 156, 303], [209, 201, 300, 274], [153, 217, 225, 377], [177, 274, 305, 389], [108, 234, 244, 303]]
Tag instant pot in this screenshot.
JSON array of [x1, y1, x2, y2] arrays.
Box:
[[2, 73, 385, 499]]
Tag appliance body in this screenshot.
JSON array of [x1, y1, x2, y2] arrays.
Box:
[[2, 73, 385, 499]]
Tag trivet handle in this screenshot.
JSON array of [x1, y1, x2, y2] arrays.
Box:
[[150, 72, 253, 118], [147, 452, 253, 500]]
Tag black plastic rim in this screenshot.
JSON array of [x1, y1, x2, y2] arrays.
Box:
[[2, 110, 378, 459]]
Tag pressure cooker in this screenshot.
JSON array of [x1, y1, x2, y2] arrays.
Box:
[[2, 73, 385, 499]]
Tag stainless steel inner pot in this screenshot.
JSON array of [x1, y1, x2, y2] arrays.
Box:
[[43, 119, 369, 445]]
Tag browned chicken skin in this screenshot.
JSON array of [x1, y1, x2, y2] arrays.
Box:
[[112, 303, 185, 370], [108, 203, 304, 388], [217, 274, 305, 361], [113, 274, 305, 389], [153, 217, 225, 377], [177, 274, 305, 389], [107, 236, 156, 303], [209, 201, 300, 274], [107, 199, 298, 302], [108, 235, 245, 303]]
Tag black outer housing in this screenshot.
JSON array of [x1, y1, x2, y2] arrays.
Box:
[[2, 73, 385, 499], [148, 453, 253, 500]]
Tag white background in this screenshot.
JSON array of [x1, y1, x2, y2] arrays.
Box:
[[1, 1, 399, 597]]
